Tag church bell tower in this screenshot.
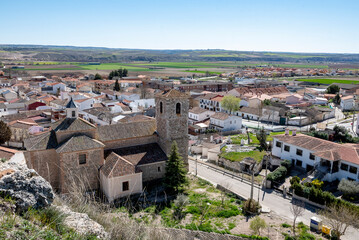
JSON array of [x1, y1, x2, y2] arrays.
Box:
[[156, 89, 189, 167]]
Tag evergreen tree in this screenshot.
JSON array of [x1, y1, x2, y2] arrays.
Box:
[[114, 79, 120, 91], [256, 127, 268, 151], [164, 141, 188, 193], [94, 73, 102, 80], [0, 120, 11, 144], [123, 68, 128, 77]]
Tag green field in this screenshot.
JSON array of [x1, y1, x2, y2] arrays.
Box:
[[296, 78, 359, 85], [184, 70, 223, 75], [76, 63, 153, 71], [220, 151, 265, 163]]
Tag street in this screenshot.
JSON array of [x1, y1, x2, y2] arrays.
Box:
[[189, 159, 357, 240]]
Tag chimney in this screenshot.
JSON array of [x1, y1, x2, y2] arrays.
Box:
[[292, 129, 297, 136], [285, 128, 289, 136]]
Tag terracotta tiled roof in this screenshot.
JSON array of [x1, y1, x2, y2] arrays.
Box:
[[157, 89, 189, 98], [98, 120, 156, 142], [56, 134, 104, 153], [273, 134, 359, 165], [107, 143, 167, 166], [51, 118, 96, 132], [101, 152, 138, 177], [189, 107, 207, 114], [211, 112, 229, 120], [24, 131, 58, 151]]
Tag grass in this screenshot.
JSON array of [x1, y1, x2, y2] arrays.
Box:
[[296, 78, 359, 85], [220, 151, 265, 163]]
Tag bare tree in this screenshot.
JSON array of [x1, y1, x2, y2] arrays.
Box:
[[320, 204, 359, 240], [290, 200, 305, 236]]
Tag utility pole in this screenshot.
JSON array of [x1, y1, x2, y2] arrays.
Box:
[[196, 154, 198, 176]]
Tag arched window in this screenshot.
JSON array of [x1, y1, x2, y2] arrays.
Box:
[[160, 102, 163, 114], [176, 103, 181, 114]]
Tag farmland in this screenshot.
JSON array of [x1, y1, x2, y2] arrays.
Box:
[[296, 78, 359, 85]]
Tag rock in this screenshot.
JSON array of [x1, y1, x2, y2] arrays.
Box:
[[0, 168, 54, 212], [57, 205, 108, 239]]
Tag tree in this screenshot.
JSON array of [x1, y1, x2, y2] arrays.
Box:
[[250, 216, 267, 236], [172, 194, 189, 220], [114, 79, 120, 92], [221, 95, 241, 114], [338, 179, 359, 200], [333, 93, 341, 104], [320, 204, 359, 239], [256, 127, 268, 151], [333, 125, 353, 143], [122, 68, 128, 77], [163, 141, 188, 193], [94, 73, 102, 80], [290, 200, 305, 236], [0, 120, 11, 144], [326, 84, 340, 94]]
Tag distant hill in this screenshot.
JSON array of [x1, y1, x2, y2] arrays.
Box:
[[1, 44, 359, 64]]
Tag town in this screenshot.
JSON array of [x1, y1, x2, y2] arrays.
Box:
[[1, 1, 359, 239]]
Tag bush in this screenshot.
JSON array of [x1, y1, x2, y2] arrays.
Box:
[[280, 160, 292, 170], [243, 199, 260, 215], [338, 179, 359, 199], [250, 216, 267, 235], [267, 166, 287, 182], [215, 204, 240, 218], [290, 176, 300, 186], [281, 223, 291, 228]]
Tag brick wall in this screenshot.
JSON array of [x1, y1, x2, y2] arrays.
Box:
[[138, 161, 166, 182]]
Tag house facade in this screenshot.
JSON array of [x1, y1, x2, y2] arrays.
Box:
[[272, 132, 359, 182], [209, 112, 242, 132]]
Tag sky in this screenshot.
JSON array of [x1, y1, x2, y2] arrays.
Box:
[[1, 0, 358, 53]]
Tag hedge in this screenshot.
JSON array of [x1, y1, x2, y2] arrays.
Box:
[[292, 182, 359, 215], [267, 160, 291, 183]]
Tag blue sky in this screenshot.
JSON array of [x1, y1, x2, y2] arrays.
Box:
[[1, 0, 358, 53]]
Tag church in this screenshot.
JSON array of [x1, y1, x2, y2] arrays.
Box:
[[24, 89, 189, 202]]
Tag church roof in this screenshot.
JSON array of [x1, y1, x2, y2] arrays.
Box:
[[51, 117, 96, 132], [24, 130, 58, 151], [156, 89, 189, 98], [98, 120, 156, 142], [101, 152, 139, 178], [56, 134, 104, 153], [65, 98, 76, 108], [107, 143, 167, 166]]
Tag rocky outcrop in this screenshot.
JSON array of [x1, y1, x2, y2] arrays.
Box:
[[57, 205, 108, 239], [0, 168, 54, 212]]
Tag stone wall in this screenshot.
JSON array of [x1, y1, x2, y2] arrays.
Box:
[[59, 148, 104, 193], [24, 149, 60, 191], [138, 161, 166, 182]]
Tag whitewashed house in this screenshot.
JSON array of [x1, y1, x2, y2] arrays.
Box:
[[74, 98, 94, 111], [272, 131, 359, 182], [209, 112, 242, 132], [188, 107, 215, 124], [340, 95, 355, 111]]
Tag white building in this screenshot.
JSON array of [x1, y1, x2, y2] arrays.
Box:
[[340, 95, 355, 111], [209, 112, 242, 132], [272, 132, 359, 182], [188, 107, 215, 124]]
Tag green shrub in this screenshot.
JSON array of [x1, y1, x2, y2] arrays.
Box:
[[267, 166, 287, 182], [280, 160, 292, 170], [290, 176, 300, 186], [281, 223, 291, 228], [338, 178, 359, 199], [215, 205, 240, 218]]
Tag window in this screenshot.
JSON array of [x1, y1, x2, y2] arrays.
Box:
[[296, 149, 303, 156], [79, 154, 86, 165], [158, 166, 161, 172], [341, 163, 349, 171], [309, 153, 315, 160], [296, 160, 302, 167], [284, 145, 290, 152], [72, 111, 76, 117], [122, 181, 129, 191], [349, 166, 357, 174], [160, 102, 163, 114], [276, 141, 282, 148], [176, 103, 181, 114]]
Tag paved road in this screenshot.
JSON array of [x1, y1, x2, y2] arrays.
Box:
[[189, 159, 357, 240]]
